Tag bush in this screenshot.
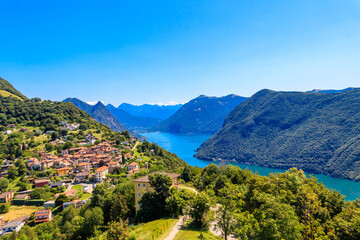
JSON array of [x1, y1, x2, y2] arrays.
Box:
[[0, 204, 10, 213]]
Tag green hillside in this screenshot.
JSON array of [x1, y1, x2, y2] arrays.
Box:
[[0, 77, 27, 100], [195, 88, 360, 181]]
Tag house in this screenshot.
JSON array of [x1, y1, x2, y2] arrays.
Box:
[[132, 173, 181, 211], [44, 201, 55, 209], [20, 128, 29, 132], [6, 124, 16, 128], [34, 179, 51, 188], [128, 162, 139, 171], [34, 210, 52, 224], [75, 171, 89, 183], [124, 153, 131, 159], [14, 194, 30, 200], [56, 167, 71, 176], [108, 162, 120, 173], [63, 200, 86, 209], [78, 162, 90, 171], [49, 182, 65, 188], [61, 150, 69, 156], [0, 192, 14, 203], [1, 220, 25, 236], [55, 189, 76, 198], [95, 166, 108, 182], [46, 130, 55, 134]]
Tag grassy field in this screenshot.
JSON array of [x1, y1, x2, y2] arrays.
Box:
[[0, 90, 23, 100], [0, 205, 43, 221], [81, 193, 92, 200], [72, 185, 83, 195], [8, 177, 21, 192], [173, 221, 221, 240], [129, 218, 179, 240]]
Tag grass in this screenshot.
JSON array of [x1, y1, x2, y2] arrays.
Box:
[[8, 177, 21, 192], [71, 185, 83, 195], [0, 205, 43, 221], [129, 218, 179, 240], [0, 90, 23, 100], [81, 193, 92, 200], [173, 221, 221, 240]]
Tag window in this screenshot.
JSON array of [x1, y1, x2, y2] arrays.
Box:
[[138, 193, 141, 197], [143, 184, 145, 188], [137, 184, 140, 187]]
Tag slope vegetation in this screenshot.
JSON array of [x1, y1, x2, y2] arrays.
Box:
[[195, 88, 360, 181], [0, 77, 27, 100]]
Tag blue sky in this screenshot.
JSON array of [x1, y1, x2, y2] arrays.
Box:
[[0, 0, 360, 105]]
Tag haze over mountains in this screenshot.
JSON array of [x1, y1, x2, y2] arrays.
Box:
[[152, 94, 247, 134], [195, 88, 360, 181]]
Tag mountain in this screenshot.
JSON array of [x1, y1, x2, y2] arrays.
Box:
[[106, 104, 162, 131], [63, 98, 132, 134], [152, 94, 247, 134], [0, 77, 28, 100], [308, 87, 354, 93], [195, 88, 360, 181], [118, 103, 182, 120]]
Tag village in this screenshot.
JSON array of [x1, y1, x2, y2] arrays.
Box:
[[0, 122, 152, 236]]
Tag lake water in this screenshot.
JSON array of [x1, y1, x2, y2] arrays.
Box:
[[142, 132, 360, 201]]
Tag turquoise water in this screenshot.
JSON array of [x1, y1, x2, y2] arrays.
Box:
[[142, 132, 360, 201]]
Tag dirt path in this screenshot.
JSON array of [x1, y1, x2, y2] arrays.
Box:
[[163, 216, 186, 240], [132, 141, 140, 151]]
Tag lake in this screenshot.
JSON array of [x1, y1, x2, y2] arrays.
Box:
[[142, 132, 360, 201]]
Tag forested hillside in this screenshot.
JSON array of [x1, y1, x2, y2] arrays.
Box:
[[0, 77, 28, 100], [152, 94, 247, 134], [196, 88, 360, 181]]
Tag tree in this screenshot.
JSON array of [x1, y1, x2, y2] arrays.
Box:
[[7, 165, 18, 180], [107, 220, 129, 240], [45, 143, 55, 152], [109, 195, 129, 222], [0, 178, 9, 193], [189, 193, 211, 228], [181, 165, 192, 182], [81, 207, 104, 239], [0, 204, 10, 213], [215, 185, 237, 240], [55, 194, 70, 208]]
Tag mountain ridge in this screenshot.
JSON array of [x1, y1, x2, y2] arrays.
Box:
[[195, 88, 360, 181], [152, 94, 247, 134], [63, 98, 141, 138]]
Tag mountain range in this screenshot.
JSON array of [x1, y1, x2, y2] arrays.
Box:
[[195, 88, 360, 181], [106, 104, 162, 131], [118, 103, 182, 120], [63, 98, 138, 136], [152, 94, 247, 134]]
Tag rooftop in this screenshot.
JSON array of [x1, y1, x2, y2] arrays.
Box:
[[133, 172, 180, 183]]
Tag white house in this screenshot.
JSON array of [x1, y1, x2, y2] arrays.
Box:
[[1, 220, 25, 236]]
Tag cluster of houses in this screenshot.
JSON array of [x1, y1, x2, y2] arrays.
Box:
[[26, 141, 131, 183]]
